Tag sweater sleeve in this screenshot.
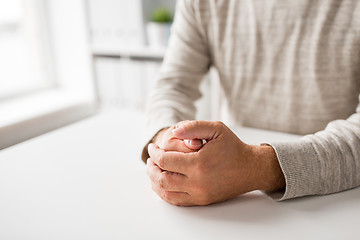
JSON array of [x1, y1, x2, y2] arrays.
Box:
[[143, 0, 211, 151], [266, 94, 360, 201]]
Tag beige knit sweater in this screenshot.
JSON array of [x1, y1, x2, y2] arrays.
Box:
[[145, 0, 360, 200]]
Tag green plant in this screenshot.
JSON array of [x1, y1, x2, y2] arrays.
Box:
[[151, 7, 173, 23]]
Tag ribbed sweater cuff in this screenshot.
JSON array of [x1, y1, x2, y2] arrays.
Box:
[[263, 137, 321, 201]]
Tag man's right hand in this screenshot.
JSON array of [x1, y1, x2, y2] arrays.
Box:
[[146, 124, 204, 203], [153, 126, 203, 153]]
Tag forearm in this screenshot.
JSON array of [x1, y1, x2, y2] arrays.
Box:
[[144, 0, 210, 150], [267, 106, 360, 200]]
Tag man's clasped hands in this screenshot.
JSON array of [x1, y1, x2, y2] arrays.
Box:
[[146, 120, 286, 206]]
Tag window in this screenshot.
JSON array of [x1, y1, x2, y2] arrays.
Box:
[[0, 0, 53, 100], [0, 0, 96, 150]]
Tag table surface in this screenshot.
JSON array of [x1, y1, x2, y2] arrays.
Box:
[[0, 111, 359, 240]]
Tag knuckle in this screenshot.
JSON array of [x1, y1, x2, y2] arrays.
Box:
[[157, 188, 183, 206], [214, 121, 225, 128], [166, 197, 179, 206], [173, 121, 188, 132], [163, 194, 182, 206], [171, 200, 183, 206], [157, 152, 166, 169], [190, 120, 200, 128], [179, 120, 196, 130], [162, 171, 172, 179], [160, 190, 170, 201], [157, 174, 166, 189], [146, 165, 151, 176]]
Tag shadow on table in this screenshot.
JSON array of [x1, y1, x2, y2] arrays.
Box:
[[174, 187, 360, 223], [175, 191, 283, 223], [281, 186, 360, 212]]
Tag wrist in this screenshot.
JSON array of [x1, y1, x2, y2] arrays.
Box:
[[141, 127, 169, 163], [251, 145, 285, 192], [152, 128, 168, 145]]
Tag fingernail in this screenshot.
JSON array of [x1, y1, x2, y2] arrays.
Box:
[[190, 139, 203, 146], [172, 126, 184, 135]]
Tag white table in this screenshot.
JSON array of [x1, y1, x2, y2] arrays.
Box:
[[0, 111, 358, 240]]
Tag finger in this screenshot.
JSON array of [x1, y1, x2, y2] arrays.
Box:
[[146, 157, 162, 174], [161, 138, 198, 153], [151, 182, 193, 206], [148, 143, 194, 174], [183, 139, 204, 150], [147, 158, 189, 192], [172, 120, 223, 141]]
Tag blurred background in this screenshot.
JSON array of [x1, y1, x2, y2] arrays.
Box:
[[0, 0, 221, 149]]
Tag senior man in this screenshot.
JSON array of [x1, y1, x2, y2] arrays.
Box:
[[142, 0, 360, 206]]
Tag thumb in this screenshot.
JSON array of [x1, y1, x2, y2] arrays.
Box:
[[172, 121, 223, 141], [184, 139, 204, 150]]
